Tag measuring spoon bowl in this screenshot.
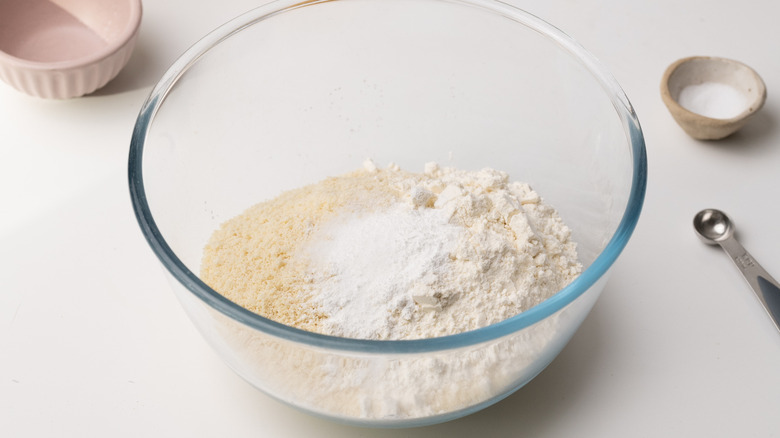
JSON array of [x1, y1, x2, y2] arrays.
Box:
[[693, 208, 735, 244]]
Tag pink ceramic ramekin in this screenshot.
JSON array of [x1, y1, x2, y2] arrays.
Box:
[[0, 0, 142, 99]]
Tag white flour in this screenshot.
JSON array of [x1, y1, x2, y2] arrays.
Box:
[[300, 160, 581, 340]]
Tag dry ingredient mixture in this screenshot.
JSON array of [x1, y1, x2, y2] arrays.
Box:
[[201, 160, 582, 340]]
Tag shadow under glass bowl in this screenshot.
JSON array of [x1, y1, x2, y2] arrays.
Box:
[[129, 0, 646, 428]]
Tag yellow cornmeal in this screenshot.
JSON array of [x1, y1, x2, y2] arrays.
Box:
[[200, 167, 419, 331]]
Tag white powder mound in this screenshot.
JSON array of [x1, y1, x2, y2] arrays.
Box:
[[302, 206, 465, 339], [678, 82, 748, 119]]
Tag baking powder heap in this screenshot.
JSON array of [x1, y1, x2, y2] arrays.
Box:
[[201, 160, 582, 340]]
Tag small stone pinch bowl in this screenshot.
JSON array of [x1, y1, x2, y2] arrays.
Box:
[[0, 0, 142, 99], [660, 56, 766, 140]]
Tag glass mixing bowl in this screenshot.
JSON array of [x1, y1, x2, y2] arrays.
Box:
[[129, 0, 646, 428]]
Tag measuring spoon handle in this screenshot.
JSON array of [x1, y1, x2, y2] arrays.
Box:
[[718, 237, 780, 332]]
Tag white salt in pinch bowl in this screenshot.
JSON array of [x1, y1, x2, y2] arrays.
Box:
[[129, 0, 647, 428], [0, 0, 142, 99], [661, 56, 766, 140]]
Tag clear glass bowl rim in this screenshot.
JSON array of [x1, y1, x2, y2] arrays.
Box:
[[128, 0, 647, 354]]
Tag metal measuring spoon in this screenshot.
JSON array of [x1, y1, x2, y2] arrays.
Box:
[[693, 208, 780, 332]]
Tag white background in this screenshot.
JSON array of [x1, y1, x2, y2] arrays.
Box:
[[2, 0, 779, 436]]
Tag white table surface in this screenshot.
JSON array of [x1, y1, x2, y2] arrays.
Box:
[[2, 0, 779, 436]]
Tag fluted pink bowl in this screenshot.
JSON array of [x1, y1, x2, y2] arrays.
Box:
[[0, 0, 142, 99]]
